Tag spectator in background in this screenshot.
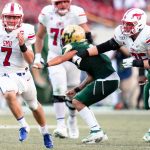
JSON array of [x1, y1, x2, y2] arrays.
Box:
[[115, 51, 134, 109], [124, 0, 146, 9], [33, 0, 93, 139]]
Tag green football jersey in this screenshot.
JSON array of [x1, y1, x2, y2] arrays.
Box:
[[62, 41, 115, 79]]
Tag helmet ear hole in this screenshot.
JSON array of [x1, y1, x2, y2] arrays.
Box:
[[62, 25, 85, 45]]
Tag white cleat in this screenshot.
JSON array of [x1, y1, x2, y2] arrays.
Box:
[[67, 117, 79, 139], [143, 131, 150, 142], [82, 130, 108, 144], [53, 126, 68, 138]]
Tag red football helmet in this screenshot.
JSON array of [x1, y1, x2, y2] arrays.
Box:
[[2, 2, 24, 31]]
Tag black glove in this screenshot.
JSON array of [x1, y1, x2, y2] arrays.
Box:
[[85, 32, 93, 44]]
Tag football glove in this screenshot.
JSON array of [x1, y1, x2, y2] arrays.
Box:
[[122, 57, 134, 68], [33, 53, 46, 69]]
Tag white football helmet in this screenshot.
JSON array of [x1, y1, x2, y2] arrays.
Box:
[[2, 2, 24, 31], [121, 8, 147, 36], [51, 0, 71, 16]]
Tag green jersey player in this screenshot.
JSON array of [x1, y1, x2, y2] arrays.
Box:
[[34, 25, 120, 144]]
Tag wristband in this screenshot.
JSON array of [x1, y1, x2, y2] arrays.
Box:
[[74, 87, 81, 93], [132, 59, 144, 67], [20, 44, 27, 53]]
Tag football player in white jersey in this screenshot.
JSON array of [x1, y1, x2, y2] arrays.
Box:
[[76, 8, 150, 143], [33, 0, 93, 139], [0, 2, 53, 148]]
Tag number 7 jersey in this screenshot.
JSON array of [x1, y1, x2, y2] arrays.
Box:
[[0, 20, 35, 73]]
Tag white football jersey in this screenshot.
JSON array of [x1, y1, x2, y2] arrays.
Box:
[[0, 20, 35, 74], [38, 5, 87, 56], [114, 25, 150, 60]]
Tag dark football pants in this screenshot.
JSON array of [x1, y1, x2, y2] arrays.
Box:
[[74, 80, 119, 107]]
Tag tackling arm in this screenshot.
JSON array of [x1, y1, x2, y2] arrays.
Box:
[[46, 50, 77, 67], [77, 38, 121, 58]]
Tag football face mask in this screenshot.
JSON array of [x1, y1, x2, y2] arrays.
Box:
[[51, 0, 71, 16], [121, 8, 147, 36]]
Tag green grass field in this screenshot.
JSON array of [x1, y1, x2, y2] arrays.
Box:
[[1, 109, 150, 150]]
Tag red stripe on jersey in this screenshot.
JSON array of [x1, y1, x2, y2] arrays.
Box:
[[10, 3, 14, 12], [146, 39, 150, 43], [28, 35, 35, 39], [79, 14, 86, 16]]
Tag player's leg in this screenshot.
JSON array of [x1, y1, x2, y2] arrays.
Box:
[[72, 98, 108, 144], [22, 75, 53, 148], [0, 76, 29, 142], [73, 79, 119, 143], [72, 82, 108, 144], [48, 64, 68, 138], [65, 62, 80, 138]]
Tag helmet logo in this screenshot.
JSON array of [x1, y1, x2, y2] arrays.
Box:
[[132, 13, 143, 20], [63, 29, 75, 43]]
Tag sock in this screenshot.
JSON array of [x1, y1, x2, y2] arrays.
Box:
[[39, 125, 49, 135], [79, 106, 100, 132], [17, 116, 28, 128], [54, 102, 66, 127]]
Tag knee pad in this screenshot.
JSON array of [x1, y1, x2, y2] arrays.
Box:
[[53, 96, 65, 103], [27, 100, 38, 111], [65, 100, 75, 110]]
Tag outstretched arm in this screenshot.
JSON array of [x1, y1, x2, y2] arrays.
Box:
[[77, 38, 121, 57], [47, 50, 77, 67]]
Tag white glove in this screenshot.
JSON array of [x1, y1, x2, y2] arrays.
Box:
[[122, 57, 135, 68], [33, 53, 45, 69]]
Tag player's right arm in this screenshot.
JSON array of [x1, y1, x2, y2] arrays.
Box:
[[77, 26, 123, 58], [76, 38, 121, 58]]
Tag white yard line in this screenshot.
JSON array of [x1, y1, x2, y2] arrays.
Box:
[[0, 125, 87, 129]]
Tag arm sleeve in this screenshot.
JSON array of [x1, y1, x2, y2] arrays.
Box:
[[96, 38, 121, 54]]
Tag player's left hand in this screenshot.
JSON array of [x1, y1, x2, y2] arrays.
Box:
[[122, 57, 134, 68]]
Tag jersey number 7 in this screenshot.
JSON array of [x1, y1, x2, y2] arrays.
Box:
[[1, 47, 12, 66]]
